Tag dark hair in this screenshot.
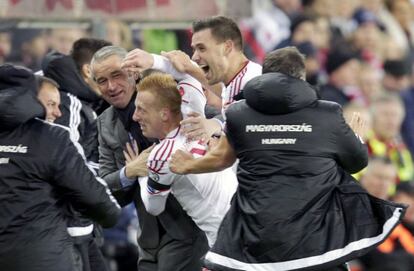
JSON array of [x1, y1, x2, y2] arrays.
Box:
[[263, 47, 306, 79], [70, 38, 112, 71], [192, 16, 243, 50], [35, 75, 59, 93]]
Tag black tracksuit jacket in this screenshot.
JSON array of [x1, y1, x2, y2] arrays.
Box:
[[0, 65, 120, 271]]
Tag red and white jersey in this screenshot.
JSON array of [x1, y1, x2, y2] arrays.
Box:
[[140, 126, 238, 246], [152, 54, 206, 118], [178, 77, 206, 118], [222, 60, 262, 110]]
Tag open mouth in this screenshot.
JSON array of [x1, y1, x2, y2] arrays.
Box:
[[199, 64, 210, 75]]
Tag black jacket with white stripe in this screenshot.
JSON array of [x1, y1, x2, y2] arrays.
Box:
[[43, 52, 100, 172], [205, 72, 406, 271], [0, 65, 120, 271]]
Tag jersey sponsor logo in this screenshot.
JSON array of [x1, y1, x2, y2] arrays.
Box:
[[246, 124, 312, 133], [0, 144, 28, 153], [149, 171, 160, 182], [262, 138, 297, 145], [0, 158, 9, 164]]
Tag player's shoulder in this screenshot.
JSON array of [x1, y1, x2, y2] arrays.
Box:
[[178, 77, 204, 97], [246, 60, 262, 75], [149, 139, 174, 162]]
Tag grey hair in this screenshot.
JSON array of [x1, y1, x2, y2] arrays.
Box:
[[90, 45, 127, 80]]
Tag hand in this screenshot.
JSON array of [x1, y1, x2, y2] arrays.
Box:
[[121, 48, 154, 74], [124, 143, 155, 178], [169, 149, 194, 174], [123, 140, 139, 164], [349, 112, 366, 139], [161, 50, 194, 73], [180, 112, 222, 142]]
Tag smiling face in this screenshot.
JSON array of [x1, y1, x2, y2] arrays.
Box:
[[92, 54, 136, 109], [37, 82, 62, 123], [191, 29, 230, 85], [133, 90, 164, 139]]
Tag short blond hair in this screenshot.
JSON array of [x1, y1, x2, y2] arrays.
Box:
[[137, 73, 181, 115]]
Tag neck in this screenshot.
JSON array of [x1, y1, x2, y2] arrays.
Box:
[[225, 53, 248, 85], [160, 115, 182, 139]]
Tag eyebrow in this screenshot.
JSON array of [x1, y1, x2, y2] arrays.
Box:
[[110, 70, 122, 76]]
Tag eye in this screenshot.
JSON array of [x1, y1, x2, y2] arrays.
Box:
[[97, 78, 107, 85]]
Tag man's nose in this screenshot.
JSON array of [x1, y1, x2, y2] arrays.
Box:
[[55, 107, 62, 118], [191, 51, 200, 63], [132, 109, 139, 122], [107, 78, 116, 90]]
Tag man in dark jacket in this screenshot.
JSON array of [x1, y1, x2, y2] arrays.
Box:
[[0, 64, 120, 271], [170, 47, 406, 271], [91, 45, 208, 271], [42, 51, 110, 271], [43, 51, 100, 170]]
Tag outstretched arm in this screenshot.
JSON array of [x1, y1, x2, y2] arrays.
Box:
[[169, 134, 236, 174]]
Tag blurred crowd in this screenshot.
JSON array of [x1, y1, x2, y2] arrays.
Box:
[[2, 0, 414, 270]]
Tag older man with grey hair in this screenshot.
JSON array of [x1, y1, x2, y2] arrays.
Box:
[[91, 46, 208, 271]]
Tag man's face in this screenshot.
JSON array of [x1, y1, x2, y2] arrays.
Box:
[[37, 82, 62, 123], [133, 90, 164, 139], [92, 55, 135, 109], [333, 59, 360, 87], [372, 102, 405, 140], [382, 74, 410, 92], [361, 162, 397, 200], [191, 29, 229, 85]]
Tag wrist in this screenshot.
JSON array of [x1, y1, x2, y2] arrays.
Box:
[[125, 164, 135, 178]]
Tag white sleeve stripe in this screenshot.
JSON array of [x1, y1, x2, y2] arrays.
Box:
[[34, 118, 120, 209], [68, 94, 82, 142]]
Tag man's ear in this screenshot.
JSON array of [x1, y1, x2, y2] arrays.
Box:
[[224, 40, 233, 56], [134, 72, 139, 81], [81, 64, 91, 79], [160, 108, 169, 121]]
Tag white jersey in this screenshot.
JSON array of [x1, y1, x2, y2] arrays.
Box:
[[222, 60, 262, 110], [152, 54, 206, 118], [139, 126, 238, 246]]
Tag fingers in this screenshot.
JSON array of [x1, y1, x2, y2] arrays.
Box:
[[133, 139, 139, 154], [123, 150, 132, 163], [121, 49, 153, 72], [186, 111, 201, 118], [185, 131, 207, 141], [125, 142, 136, 157], [144, 144, 156, 153]]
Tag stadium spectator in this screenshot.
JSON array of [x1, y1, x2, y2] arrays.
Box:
[[366, 93, 414, 182], [319, 47, 362, 106]]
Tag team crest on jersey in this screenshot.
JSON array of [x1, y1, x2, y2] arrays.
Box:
[[178, 86, 185, 96], [149, 171, 160, 182]]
